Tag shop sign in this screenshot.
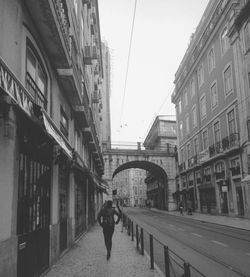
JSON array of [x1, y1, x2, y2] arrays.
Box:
[[0, 59, 33, 116], [221, 186, 228, 192]]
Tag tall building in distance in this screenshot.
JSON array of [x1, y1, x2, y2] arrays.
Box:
[[144, 116, 177, 210], [113, 168, 147, 207], [172, 0, 250, 218]]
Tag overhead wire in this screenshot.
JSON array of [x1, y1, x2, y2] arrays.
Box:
[[119, 0, 137, 128]]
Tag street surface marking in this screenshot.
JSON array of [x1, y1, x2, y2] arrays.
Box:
[[211, 240, 228, 247], [191, 232, 202, 237]]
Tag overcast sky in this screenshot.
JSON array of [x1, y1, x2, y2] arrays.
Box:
[[98, 0, 210, 143]]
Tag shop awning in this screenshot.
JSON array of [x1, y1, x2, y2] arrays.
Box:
[[42, 112, 72, 158]]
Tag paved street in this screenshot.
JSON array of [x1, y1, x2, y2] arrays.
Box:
[[43, 223, 162, 277], [124, 207, 250, 277]]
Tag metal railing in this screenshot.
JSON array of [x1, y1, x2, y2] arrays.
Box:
[[122, 213, 206, 277]]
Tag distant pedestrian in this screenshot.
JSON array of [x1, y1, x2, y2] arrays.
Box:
[[179, 201, 184, 215], [98, 200, 121, 260]]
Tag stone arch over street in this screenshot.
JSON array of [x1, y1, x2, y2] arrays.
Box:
[[103, 148, 176, 210]]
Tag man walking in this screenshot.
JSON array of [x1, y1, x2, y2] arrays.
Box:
[[98, 200, 121, 260]]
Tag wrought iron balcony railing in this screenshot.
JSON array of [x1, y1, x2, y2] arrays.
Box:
[[209, 133, 240, 158], [52, 0, 70, 54], [215, 171, 225, 180], [26, 73, 48, 111], [230, 166, 241, 176]]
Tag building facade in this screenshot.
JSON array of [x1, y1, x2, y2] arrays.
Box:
[[228, 0, 250, 218], [0, 0, 109, 276], [112, 168, 147, 207], [144, 116, 177, 210], [172, 0, 250, 218]]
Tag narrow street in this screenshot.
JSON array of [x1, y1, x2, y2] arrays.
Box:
[[124, 207, 250, 277]]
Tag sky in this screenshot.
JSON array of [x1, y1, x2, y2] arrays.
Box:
[[98, 0, 210, 144]]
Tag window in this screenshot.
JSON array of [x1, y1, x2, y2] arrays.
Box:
[[224, 64, 233, 95], [245, 21, 250, 52], [75, 130, 80, 152], [200, 95, 206, 119], [214, 121, 220, 144], [204, 167, 211, 176], [202, 129, 208, 150], [221, 27, 229, 55], [74, 0, 78, 14], [215, 162, 224, 173], [231, 158, 240, 168], [208, 47, 215, 73], [210, 82, 218, 108], [197, 63, 204, 87], [178, 99, 182, 114], [187, 143, 191, 159], [185, 114, 190, 134], [193, 137, 199, 154], [180, 148, 185, 162], [179, 121, 183, 140], [228, 109, 236, 135], [184, 88, 188, 106], [26, 46, 48, 110], [60, 106, 69, 139], [190, 78, 195, 98], [192, 105, 197, 127]]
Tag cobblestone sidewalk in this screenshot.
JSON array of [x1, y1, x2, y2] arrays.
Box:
[[44, 224, 162, 277]]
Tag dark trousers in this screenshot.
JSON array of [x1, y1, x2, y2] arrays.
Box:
[[103, 226, 114, 252]]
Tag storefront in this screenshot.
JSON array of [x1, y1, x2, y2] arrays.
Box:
[[199, 185, 216, 214], [15, 107, 53, 277]]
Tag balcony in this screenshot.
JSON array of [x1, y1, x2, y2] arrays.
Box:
[[230, 166, 241, 176], [57, 62, 82, 105], [215, 171, 225, 180], [24, 0, 71, 68], [209, 133, 240, 158]]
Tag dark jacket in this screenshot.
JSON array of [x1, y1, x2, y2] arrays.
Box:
[[98, 207, 121, 228]]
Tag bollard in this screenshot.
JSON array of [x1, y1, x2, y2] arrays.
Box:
[[184, 262, 191, 277], [131, 221, 134, 241], [164, 246, 170, 277], [140, 228, 144, 255], [149, 234, 154, 269], [127, 218, 130, 235], [136, 225, 139, 250]]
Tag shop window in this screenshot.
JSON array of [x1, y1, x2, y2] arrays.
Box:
[[26, 46, 48, 110]]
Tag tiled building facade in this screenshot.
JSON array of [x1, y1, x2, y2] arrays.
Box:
[[172, 0, 250, 218], [0, 0, 109, 276]]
